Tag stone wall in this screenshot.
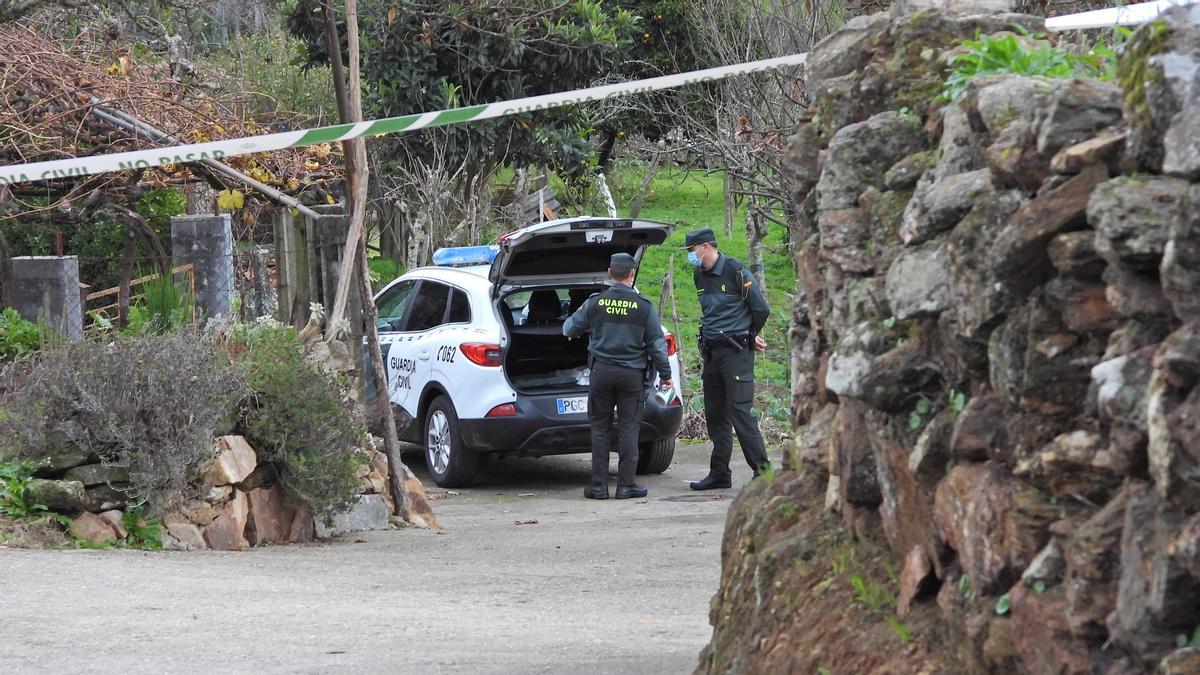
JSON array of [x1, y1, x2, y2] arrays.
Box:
[[709, 5, 1200, 673]]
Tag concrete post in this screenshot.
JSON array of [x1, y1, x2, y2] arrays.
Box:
[[10, 256, 82, 340], [171, 214, 236, 321]]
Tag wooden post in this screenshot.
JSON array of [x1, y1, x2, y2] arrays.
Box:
[[274, 208, 307, 326]]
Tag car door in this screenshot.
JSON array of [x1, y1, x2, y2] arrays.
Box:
[[374, 278, 421, 420], [396, 279, 452, 420]]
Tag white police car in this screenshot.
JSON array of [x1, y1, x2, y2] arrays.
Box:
[[371, 216, 684, 487]]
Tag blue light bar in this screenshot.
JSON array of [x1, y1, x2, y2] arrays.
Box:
[[432, 245, 499, 267]]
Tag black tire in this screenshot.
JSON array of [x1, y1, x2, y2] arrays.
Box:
[[424, 396, 480, 488], [636, 437, 675, 475]]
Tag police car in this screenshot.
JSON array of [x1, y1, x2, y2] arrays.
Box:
[[371, 216, 684, 487]]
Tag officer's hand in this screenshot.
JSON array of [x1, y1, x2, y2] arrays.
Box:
[[754, 335, 767, 352], [661, 378, 673, 390]]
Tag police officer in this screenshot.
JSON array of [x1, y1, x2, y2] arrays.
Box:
[[684, 228, 771, 490], [564, 253, 673, 500]]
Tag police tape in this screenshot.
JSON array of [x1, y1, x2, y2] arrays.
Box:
[[1045, 0, 1198, 32], [0, 53, 808, 186]]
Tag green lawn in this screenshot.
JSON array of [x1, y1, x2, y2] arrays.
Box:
[[616, 169, 795, 418]]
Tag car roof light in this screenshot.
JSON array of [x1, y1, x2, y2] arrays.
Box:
[[432, 245, 499, 267]]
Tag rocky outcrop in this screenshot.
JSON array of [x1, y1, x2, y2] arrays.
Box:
[[708, 6, 1200, 673]]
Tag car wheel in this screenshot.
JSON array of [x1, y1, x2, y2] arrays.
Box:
[[636, 437, 675, 475], [424, 396, 480, 488]]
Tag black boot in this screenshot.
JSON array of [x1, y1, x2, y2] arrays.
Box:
[[584, 483, 610, 499], [689, 474, 732, 490], [615, 484, 648, 499]]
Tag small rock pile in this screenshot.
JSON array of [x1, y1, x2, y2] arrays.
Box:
[[709, 4, 1200, 673], [24, 434, 397, 550], [161, 435, 397, 550]]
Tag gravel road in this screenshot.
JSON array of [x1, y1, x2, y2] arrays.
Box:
[[0, 441, 745, 674]]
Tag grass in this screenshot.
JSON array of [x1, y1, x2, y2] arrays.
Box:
[[614, 168, 795, 406]]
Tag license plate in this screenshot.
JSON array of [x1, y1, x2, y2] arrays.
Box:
[[556, 396, 588, 415]]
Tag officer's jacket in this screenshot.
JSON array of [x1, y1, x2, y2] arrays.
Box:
[[694, 253, 770, 341], [563, 283, 671, 379]]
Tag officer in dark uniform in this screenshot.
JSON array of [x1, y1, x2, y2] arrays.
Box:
[[564, 253, 673, 500], [684, 228, 771, 490]]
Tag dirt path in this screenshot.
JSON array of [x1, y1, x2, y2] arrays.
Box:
[[0, 441, 746, 674]]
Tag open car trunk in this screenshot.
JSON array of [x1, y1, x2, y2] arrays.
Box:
[[500, 285, 600, 393]]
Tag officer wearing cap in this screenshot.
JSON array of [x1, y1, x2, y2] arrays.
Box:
[[564, 252, 673, 499], [684, 228, 771, 490]]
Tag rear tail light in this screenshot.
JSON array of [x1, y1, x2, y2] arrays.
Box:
[[461, 342, 502, 366], [664, 333, 678, 356], [486, 403, 519, 417]]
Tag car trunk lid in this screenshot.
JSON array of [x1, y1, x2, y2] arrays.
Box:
[[489, 217, 670, 292]]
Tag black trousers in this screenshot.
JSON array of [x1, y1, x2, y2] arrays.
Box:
[[702, 344, 768, 480], [588, 361, 645, 487]]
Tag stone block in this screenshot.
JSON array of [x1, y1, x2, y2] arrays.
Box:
[[246, 485, 292, 546], [166, 522, 208, 550], [97, 510, 127, 539], [26, 479, 87, 512], [70, 512, 117, 545], [82, 483, 129, 513], [202, 490, 249, 551], [816, 111, 926, 211], [289, 506, 315, 544], [896, 545, 934, 618], [1089, 175, 1189, 271], [62, 463, 129, 487], [208, 436, 257, 486], [314, 494, 390, 538], [933, 463, 1020, 595], [900, 169, 994, 245], [886, 242, 949, 319]]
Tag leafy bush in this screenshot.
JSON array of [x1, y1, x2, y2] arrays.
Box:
[[122, 506, 164, 550], [217, 320, 366, 517], [0, 459, 47, 519], [942, 27, 1126, 101], [0, 308, 43, 361], [0, 331, 244, 509]]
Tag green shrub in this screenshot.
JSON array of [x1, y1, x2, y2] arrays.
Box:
[[122, 505, 164, 550], [0, 308, 42, 361], [942, 26, 1127, 101], [0, 459, 47, 519], [219, 320, 366, 518], [0, 330, 243, 509]]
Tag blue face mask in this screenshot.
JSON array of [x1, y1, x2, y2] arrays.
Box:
[[687, 250, 702, 268]]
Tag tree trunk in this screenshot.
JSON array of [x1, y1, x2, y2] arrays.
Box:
[[723, 164, 735, 238], [596, 130, 618, 174], [325, 0, 436, 528], [746, 197, 768, 293], [626, 153, 662, 220]]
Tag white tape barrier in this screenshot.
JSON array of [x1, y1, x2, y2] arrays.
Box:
[[1046, 0, 1199, 31], [0, 53, 807, 186]]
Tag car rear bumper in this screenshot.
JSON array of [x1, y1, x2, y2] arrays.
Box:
[[458, 388, 684, 455]]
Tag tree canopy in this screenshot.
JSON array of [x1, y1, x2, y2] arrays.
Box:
[[286, 0, 640, 181]]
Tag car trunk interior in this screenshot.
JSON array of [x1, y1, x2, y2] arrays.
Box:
[[500, 285, 601, 393]]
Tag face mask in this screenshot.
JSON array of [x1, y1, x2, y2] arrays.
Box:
[[688, 250, 702, 268]]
